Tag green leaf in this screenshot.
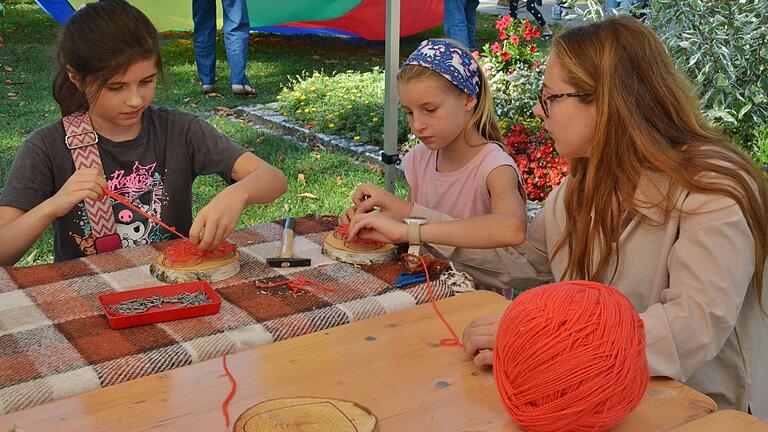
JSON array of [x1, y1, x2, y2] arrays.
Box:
[[714, 73, 729, 88], [738, 102, 753, 119]]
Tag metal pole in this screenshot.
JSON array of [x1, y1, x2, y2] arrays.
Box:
[[382, 0, 401, 193]]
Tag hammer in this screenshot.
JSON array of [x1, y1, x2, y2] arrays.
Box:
[[267, 217, 311, 268]]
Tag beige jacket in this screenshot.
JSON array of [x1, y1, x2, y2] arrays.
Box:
[[412, 174, 768, 418]]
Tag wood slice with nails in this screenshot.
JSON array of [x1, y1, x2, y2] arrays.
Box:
[[233, 397, 379, 432], [149, 251, 240, 284], [322, 232, 396, 265]]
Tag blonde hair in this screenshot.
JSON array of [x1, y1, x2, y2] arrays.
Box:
[[551, 17, 768, 310], [397, 40, 502, 144]]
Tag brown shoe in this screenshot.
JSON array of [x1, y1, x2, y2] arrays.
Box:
[[231, 84, 257, 96]]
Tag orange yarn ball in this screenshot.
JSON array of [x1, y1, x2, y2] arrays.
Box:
[[493, 281, 649, 432]]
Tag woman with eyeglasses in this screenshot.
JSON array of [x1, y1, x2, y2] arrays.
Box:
[[463, 16, 768, 418]]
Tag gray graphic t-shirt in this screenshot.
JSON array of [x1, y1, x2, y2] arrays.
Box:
[[0, 106, 247, 261]]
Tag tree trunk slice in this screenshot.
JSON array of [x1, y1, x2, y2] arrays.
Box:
[[149, 251, 240, 284], [322, 232, 397, 265], [233, 397, 379, 432]]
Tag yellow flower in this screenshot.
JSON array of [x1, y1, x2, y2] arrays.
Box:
[[372, 117, 379, 122], [354, 136, 361, 141], [329, 123, 335, 128]]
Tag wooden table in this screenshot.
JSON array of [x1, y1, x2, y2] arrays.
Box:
[[669, 410, 768, 432], [0, 290, 716, 431]]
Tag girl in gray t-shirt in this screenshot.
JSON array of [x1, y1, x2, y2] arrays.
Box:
[[0, 0, 287, 264]]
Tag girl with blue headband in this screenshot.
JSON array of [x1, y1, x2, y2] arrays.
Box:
[[340, 39, 533, 295]]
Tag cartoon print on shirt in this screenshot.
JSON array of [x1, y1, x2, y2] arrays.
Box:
[[113, 189, 153, 247], [108, 161, 171, 245], [69, 160, 170, 254], [71, 233, 96, 255]]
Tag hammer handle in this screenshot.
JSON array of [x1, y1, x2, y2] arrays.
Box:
[[280, 217, 295, 258]]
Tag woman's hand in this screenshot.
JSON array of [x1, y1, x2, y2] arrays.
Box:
[[347, 211, 409, 244], [189, 185, 247, 251], [338, 183, 413, 225], [463, 314, 501, 367], [45, 168, 107, 217]]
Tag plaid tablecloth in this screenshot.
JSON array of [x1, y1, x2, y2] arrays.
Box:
[[0, 216, 455, 415]]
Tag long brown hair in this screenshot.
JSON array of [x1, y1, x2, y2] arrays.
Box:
[[551, 17, 768, 308], [52, 0, 163, 116], [397, 39, 502, 144]]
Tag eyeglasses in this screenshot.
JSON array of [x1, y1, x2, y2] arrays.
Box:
[[538, 91, 592, 118]]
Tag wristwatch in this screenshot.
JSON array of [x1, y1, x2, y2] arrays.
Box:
[[403, 216, 427, 255]]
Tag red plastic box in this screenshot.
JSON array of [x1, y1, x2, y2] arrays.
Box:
[[98, 281, 221, 329]]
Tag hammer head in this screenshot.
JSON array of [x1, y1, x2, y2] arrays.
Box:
[[266, 257, 311, 268]]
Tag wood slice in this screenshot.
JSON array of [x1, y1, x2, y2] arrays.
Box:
[[233, 397, 379, 432], [321, 232, 396, 265], [149, 251, 240, 284]]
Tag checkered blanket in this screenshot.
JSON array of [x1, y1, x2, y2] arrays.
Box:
[[0, 216, 454, 415]]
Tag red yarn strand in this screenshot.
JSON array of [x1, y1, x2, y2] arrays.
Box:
[[102, 188, 189, 241], [415, 254, 462, 347], [221, 354, 237, 429]]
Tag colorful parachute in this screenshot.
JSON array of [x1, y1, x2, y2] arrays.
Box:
[[34, 0, 443, 40]]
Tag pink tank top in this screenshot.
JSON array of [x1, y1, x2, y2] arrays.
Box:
[[402, 142, 524, 219]]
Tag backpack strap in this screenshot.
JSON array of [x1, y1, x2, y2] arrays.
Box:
[[62, 111, 122, 254]]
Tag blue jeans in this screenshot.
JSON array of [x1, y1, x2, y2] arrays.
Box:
[[604, 0, 640, 14], [443, 0, 480, 51], [192, 0, 251, 86]]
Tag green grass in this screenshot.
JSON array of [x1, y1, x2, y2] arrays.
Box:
[[5, 0, 504, 265]]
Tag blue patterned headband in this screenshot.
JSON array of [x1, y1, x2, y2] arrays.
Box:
[[402, 39, 481, 99]]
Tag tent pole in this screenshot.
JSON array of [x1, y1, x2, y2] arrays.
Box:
[[382, 0, 400, 193]]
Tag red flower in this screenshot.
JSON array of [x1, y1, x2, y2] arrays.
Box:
[[499, 31, 508, 40], [503, 124, 568, 201], [491, 42, 502, 53], [510, 35, 520, 45], [501, 52, 511, 61], [529, 45, 538, 54]]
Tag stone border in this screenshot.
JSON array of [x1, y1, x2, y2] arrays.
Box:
[[234, 103, 401, 172]]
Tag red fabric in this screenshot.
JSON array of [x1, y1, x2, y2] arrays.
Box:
[[281, 0, 443, 40]]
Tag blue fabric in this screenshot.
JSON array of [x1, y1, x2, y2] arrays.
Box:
[[403, 39, 481, 98], [192, 0, 251, 86], [442, 0, 479, 51], [604, 0, 642, 13]]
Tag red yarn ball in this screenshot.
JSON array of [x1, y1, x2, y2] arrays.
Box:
[[493, 281, 649, 432]]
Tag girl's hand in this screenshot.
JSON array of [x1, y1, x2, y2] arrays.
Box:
[[462, 314, 501, 367], [338, 183, 413, 225], [189, 185, 247, 251], [347, 211, 408, 244], [46, 168, 107, 217]]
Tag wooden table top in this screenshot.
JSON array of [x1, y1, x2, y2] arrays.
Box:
[[0, 290, 716, 432], [668, 410, 768, 432]]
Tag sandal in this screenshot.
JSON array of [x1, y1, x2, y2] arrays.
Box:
[[231, 84, 257, 96], [540, 32, 553, 42]]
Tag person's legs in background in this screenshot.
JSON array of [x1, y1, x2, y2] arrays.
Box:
[[465, 0, 479, 51], [509, 0, 519, 18], [192, 0, 216, 93], [221, 0, 256, 95], [523, 0, 552, 39], [444, 0, 470, 49], [604, 0, 631, 14]]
